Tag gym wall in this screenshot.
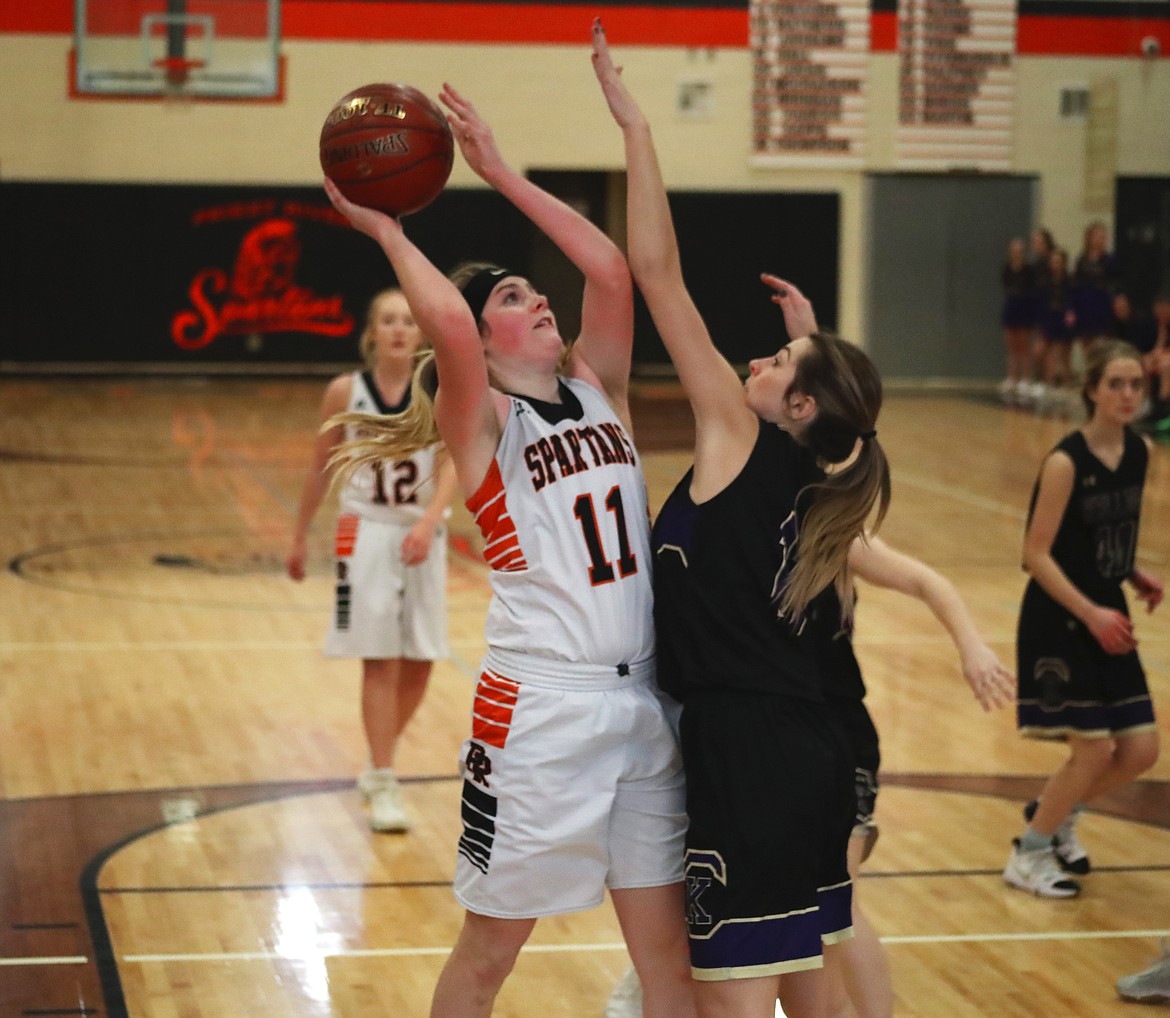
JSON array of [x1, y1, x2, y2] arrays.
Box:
[[1, 1, 1167, 375]]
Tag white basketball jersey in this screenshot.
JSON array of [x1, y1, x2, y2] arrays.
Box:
[[338, 370, 442, 526], [465, 376, 655, 668]]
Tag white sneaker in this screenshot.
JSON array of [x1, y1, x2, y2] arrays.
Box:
[[1052, 814, 1091, 874], [1014, 379, 1033, 405], [998, 378, 1015, 403], [604, 966, 643, 1018], [1029, 381, 1047, 404], [1003, 839, 1080, 898], [360, 768, 410, 833], [1117, 942, 1170, 1003], [1023, 799, 1091, 875], [357, 768, 377, 800]]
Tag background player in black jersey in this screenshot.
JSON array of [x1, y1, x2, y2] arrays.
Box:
[[1005, 339, 1163, 898], [594, 21, 890, 1018]]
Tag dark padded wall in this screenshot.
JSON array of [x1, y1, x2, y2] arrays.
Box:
[[0, 181, 839, 371], [0, 182, 533, 367]]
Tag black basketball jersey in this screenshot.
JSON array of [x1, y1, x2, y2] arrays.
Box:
[[1024, 429, 1148, 604], [807, 585, 866, 703], [1001, 262, 1033, 296], [651, 422, 824, 701]]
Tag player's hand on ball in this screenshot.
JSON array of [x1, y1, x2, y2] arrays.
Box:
[[323, 177, 401, 241]]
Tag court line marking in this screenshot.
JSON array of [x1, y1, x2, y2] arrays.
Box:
[[0, 956, 89, 966], [0, 641, 487, 653], [895, 470, 1027, 522], [884, 927, 1170, 945], [896, 469, 1166, 566], [120, 928, 1170, 963]]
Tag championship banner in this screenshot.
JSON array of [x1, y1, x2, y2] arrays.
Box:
[[751, 0, 871, 168], [896, 0, 1017, 170]]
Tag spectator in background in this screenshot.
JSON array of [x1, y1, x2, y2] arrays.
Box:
[[1026, 227, 1057, 404], [1144, 293, 1170, 428], [1073, 221, 1120, 363], [1035, 247, 1077, 409], [1110, 291, 1170, 428], [1000, 237, 1037, 406]]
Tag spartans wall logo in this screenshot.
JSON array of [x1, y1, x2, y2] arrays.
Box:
[[171, 205, 354, 350]]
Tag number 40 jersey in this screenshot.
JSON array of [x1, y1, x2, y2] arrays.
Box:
[[466, 376, 655, 670]]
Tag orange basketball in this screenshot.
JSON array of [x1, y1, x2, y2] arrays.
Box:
[[319, 83, 454, 217]]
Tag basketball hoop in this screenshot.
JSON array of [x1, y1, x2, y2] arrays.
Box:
[[152, 55, 204, 89]]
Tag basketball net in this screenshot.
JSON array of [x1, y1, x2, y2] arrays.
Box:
[[154, 56, 201, 105]]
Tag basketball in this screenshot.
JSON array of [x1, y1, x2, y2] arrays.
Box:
[[319, 83, 454, 217]]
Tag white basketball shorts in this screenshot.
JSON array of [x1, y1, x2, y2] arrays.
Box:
[[452, 658, 686, 919], [324, 513, 448, 661]]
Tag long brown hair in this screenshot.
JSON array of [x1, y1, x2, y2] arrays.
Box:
[[780, 332, 891, 623], [1081, 338, 1143, 417]]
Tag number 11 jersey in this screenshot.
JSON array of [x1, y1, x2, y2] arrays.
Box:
[[465, 376, 654, 670]]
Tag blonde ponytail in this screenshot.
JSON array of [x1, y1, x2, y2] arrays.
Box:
[[327, 351, 441, 494]]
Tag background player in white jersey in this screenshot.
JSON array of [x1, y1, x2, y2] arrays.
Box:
[[323, 75, 695, 1018], [286, 287, 457, 833]]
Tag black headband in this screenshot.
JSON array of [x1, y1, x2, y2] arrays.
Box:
[[460, 266, 513, 324]]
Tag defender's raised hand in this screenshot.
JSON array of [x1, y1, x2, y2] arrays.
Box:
[[762, 274, 818, 340], [591, 18, 647, 131]]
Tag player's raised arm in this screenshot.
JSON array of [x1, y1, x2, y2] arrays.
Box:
[[440, 82, 635, 413], [590, 19, 753, 441], [322, 178, 501, 495]]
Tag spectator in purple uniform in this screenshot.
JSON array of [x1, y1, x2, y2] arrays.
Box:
[[999, 237, 1037, 405], [1072, 221, 1120, 361]]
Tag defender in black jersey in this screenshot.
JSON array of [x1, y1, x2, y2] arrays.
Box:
[[595, 23, 892, 1017], [603, 532, 1012, 1018], [1006, 340, 1163, 900]]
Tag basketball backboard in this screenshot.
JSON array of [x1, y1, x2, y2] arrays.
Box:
[[71, 0, 282, 100]]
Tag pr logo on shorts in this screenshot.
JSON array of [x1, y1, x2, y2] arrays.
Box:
[[466, 742, 493, 787], [458, 758, 498, 875]]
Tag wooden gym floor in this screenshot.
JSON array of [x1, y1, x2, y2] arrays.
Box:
[[1, 376, 1168, 1017]]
